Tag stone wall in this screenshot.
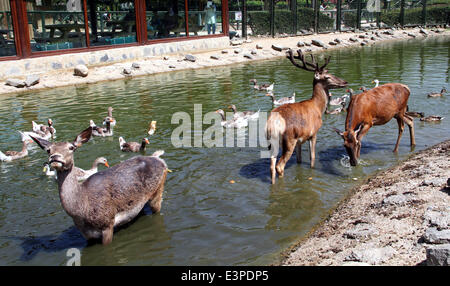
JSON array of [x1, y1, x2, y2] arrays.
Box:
[[0, 36, 230, 80]]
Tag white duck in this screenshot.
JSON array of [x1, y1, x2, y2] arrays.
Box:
[[102, 107, 116, 127], [215, 109, 248, 128], [266, 92, 295, 106], [43, 163, 57, 178], [32, 118, 56, 136], [148, 121, 157, 136], [73, 157, 109, 181], [90, 120, 108, 137], [329, 93, 349, 106], [228, 104, 260, 120]]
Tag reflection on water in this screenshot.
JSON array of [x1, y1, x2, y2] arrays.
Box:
[[0, 37, 448, 265]]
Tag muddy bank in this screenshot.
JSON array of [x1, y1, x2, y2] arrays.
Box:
[[282, 140, 450, 266], [1, 27, 448, 96]]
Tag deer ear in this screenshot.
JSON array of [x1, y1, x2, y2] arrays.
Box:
[[29, 135, 52, 152], [333, 128, 344, 139], [72, 127, 92, 148]]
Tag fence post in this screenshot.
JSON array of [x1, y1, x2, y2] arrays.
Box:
[[422, 0, 427, 26], [270, 0, 275, 37], [400, 0, 405, 27], [356, 0, 362, 30], [313, 0, 318, 33], [336, 0, 342, 32], [242, 0, 247, 38], [292, 0, 298, 35]]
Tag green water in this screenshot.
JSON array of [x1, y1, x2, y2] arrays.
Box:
[[0, 36, 448, 265]]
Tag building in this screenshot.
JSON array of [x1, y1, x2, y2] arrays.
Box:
[[0, 0, 230, 60]]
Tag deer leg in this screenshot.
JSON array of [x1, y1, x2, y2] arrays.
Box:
[[295, 140, 302, 164], [276, 138, 297, 177], [270, 156, 277, 184], [393, 117, 404, 153], [355, 124, 370, 159], [403, 115, 416, 147], [309, 135, 317, 168], [102, 225, 114, 245]]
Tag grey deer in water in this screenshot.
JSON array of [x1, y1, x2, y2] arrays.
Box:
[[30, 127, 169, 245]]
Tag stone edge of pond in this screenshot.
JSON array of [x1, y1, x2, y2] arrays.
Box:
[[277, 139, 450, 266], [0, 28, 449, 96]]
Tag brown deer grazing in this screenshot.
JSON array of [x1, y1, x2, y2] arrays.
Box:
[[30, 127, 169, 245], [334, 83, 416, 166], [265, 49, 348, 184]]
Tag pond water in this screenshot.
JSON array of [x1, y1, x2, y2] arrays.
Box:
[[0, 37, 448, 266]]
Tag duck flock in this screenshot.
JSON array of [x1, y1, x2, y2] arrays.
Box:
[[0, 107, 158, 180]]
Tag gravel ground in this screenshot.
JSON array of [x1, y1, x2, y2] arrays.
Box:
[[282, 140, 450, 266]]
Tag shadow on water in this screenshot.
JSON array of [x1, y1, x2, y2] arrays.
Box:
[[6, 205, 156, 262]]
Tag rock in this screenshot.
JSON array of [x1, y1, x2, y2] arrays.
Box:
[[169, 65, 176, 69], [370, 36, 376, 41], [243, 53, 253, 59], [250, 49, 257, 55], [334, 38, 341, 44], [345, 247, 396, 265], [424, 207, 450, 229], [74, 64, 88, 77], [420, 28, 429, 35], [407, 33, 416, 38], [344, 223, 378, 240], [422, 228, 450, 244], [360, 42, 367, 46], [5, 78, 25, 88], [184, 54, 196, 62], [163, 56, 169, 60], [421, 177, 446, 187], [304, 42, 312, 46], [311, 39, 326, 48], [131, 62, 140, 69], [382, 194, 414, 206], [234, 48, 242, 54], [349, 37, 358, 42], [341, 262, 371, 266], [122, 68, 132, 75], [383, 30, 394, 35], [426, 244, 450, 266], [230, 39, 243, 46], [24, 75, 40, 87], [256, 44, 263, 49], [244, 39, 252, 43], [221, 50, 229, 54], [297, 41, 305, 47], [329, 41, 337, 46], [271, 44, 286, 52], [210, 55, 220, 60], [358, 35, 367, 39]]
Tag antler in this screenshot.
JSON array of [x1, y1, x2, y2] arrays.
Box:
[[286, 49, 331, 72], [286, 49, 317, 72]]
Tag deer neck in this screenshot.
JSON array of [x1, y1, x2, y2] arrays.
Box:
[[312, 82, 329, 114], [56, 166, 85, 218]]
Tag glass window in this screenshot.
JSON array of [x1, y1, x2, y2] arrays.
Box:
[[187, 0, 222, 36], [0, 0, 16, 56], [87, 0, 137, 46], [27, 0, 87, 52], [145, 0, 186, 40]]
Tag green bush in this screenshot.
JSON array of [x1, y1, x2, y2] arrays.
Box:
[[342, 11, 357, 28], [248, 8, 334, 35], [380, 6, 449, 26]]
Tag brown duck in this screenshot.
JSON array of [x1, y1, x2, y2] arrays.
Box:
[[119, 137, 150, 152]]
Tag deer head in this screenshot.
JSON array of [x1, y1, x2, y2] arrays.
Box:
[[30, 127, 92, 171], [286, 49, 347, 89], [334, 124, 363, 166]]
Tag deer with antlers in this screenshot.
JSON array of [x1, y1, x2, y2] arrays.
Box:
[[265, 49, 347, 184], [334, 83, 416, 166]]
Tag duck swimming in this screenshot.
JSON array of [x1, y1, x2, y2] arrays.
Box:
[[266, 92, 295, 106], [119, 137, 150, 152], [103, 107, 117, 127], [0, 139, 30, 162], [427, 88, 446, 98], [250, 79, 274, 92], [73, 157, 109, 181], [329, 93, 349, 106], [215, 109, 248, 128], [372, 79, 379, 88], [148, 121, 157, 136], [420, 116, 444, 122], [32, 118, 56, 137], [228, 104, 260, 120]]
